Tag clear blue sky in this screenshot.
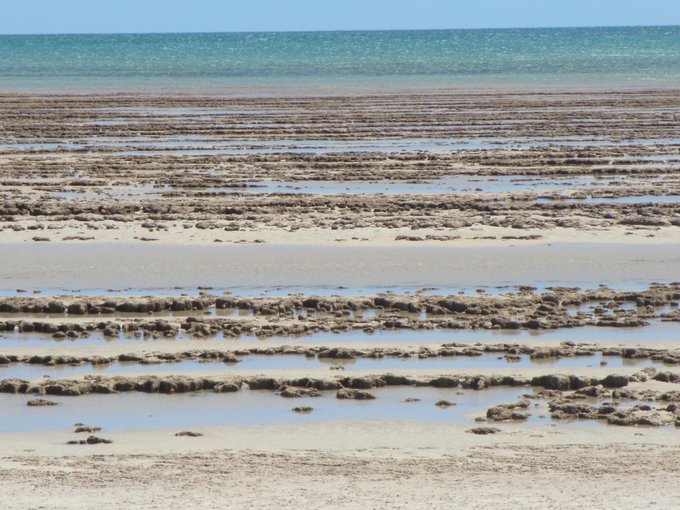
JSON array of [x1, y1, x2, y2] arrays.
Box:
[[2, 0, 679, 34]]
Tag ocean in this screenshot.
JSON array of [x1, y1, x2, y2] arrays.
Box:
[[0, 26, 679, 93]]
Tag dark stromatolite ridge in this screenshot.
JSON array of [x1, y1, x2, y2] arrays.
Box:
[[0, 370, 646, 396], [467, 365, 680, 428], [3, 342, 680, 368], [0, 285, 677, 341], [548, 399, 680, 426], [1, 92, 678, 146], [0, 296, 214, 315]]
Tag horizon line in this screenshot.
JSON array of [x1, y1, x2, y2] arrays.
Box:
[[1, 23, 679, 37]]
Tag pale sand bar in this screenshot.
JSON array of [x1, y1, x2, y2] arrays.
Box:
[[1, 242, 678, 293]]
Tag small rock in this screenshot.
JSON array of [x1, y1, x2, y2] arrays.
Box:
[[27, 399, 58, 407], [467, 427, 501, 435], [601, 374, 629, 389], [74, 426, 102, 433], [292, 407, 314, 414]]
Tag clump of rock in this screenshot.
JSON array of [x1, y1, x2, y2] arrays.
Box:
[[26, 399, 58, 407], [67, 435, 112, 445], [486, 400, 531, 421], [467, 427, 501, 435], [292, 407, 314, 414], [336, 388, 375, 400]]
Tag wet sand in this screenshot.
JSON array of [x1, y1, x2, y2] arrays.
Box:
[[1, 89, 680, 508], [2, 422, 680, 509]]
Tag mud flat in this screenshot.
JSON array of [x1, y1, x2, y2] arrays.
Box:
[[1, 90, 680, 509]]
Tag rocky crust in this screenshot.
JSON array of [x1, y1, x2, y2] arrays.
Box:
[[0, 285, 677, 343], [0, 371, 641, 396], [1, 92, 679, 244]]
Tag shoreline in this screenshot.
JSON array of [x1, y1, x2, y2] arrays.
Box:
[[2, 83, 680, 98]]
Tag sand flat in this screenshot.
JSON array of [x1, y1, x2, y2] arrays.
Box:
[[1, 242, 678, 293], [1, 423, 680, 509]]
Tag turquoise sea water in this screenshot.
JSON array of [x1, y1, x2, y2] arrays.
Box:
[[0, 26, 679, 93]]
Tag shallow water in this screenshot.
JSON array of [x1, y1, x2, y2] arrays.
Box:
[[2, 137, 505, 154], [537, 195, 680, 205], [203, 175, 605, 195], [1, 320, 677, 348], [39, 175, 611, 200], [294, 321, 680, 344], [0, 351, 667, 381], [4, 135, 680, 157], [0, 386, 568, 433]]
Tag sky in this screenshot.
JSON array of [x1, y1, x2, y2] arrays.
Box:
[[2, 0, 679, 35]]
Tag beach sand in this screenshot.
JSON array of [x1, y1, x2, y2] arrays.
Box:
[[2, 422, 680, 509]]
